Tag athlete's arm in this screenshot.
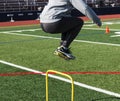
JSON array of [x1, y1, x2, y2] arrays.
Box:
[[70, 0, 102, 27]]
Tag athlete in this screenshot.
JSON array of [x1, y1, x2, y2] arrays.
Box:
[[40, 0, 102, 60]]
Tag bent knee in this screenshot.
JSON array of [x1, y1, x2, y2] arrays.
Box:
[[40, 23, 59, 34]]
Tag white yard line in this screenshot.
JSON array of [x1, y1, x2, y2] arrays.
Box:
[[111, 32, 120, 37], [1, 27, 120, 32], [1, 27, 120, 39], [0, 60, 120, 98], [75, 40, 120, 47], [115, 32, 120, 34], [84, 21, 120, 27], [3, 32, 60, 40], [83, 28, 120, 31], [111, 35, 120, 37], [2, 28, 41, 33], [2, 32, 120, 47]]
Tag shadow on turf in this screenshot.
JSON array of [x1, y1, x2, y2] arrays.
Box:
[[92, 97, 120, 101]]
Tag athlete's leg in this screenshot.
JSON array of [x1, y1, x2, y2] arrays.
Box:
[[60, 17, 84, 48], [40, 17, 84, 60]]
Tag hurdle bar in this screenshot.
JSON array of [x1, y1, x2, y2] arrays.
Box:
[[46, 70, 74, 101]]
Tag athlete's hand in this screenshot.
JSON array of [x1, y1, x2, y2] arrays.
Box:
[[96, 18, 102, 27]]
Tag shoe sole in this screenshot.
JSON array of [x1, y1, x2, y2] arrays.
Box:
[[54, 51, 74, 60]]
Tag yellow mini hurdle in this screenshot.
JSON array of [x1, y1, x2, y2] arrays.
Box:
[[46, 70, 74, 101]]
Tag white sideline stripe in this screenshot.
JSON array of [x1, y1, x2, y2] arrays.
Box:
[[1, 27, 120, 32], [75, 40, 120, 47], [2, 32, 60, 40], [2, 32, 120, 47], [1, 28, 41, 33], [111, 32, 120, 37], [0, 60, 120, 98], [83, 28, 120, 31], [111, 35, 120, 37], [115, 32, 120, 34]]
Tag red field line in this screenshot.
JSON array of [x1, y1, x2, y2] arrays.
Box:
[[0, 20, 40, 27], [0, 71, 120, 76], [0, 14, 120, 27]]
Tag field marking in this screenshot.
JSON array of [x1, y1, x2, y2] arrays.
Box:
[[111, 32, 120, 37], [115, 32, 120, 34], [1, 32, 120, 47], [1, 27, 120, 39], [1, 71, 120, 76], [83, 27, 120, 31], [1, 27, 120, 33], [1, 28, 41, 33], [0, 60, 120, 98], [84, 21, 120, 26]]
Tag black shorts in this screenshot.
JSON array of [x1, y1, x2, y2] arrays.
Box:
[[40, 17, 84, 34]]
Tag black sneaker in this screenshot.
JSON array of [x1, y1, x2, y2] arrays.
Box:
[[54, 46, 75, 60]]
